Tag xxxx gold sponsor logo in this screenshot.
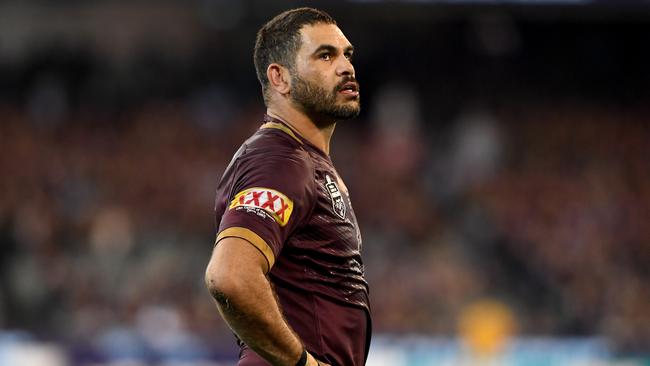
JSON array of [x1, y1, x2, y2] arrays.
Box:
[[230, 187, 293, 226]]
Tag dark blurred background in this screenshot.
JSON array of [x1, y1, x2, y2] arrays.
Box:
[[0, 0, 649, 365]]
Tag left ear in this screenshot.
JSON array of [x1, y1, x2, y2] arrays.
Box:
[[267, 63, 291, 96]]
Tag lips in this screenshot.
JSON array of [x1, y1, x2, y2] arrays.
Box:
[[338, 81, 359, 97]]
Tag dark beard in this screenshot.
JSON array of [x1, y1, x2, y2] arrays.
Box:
[[290, 74, 360, 122]]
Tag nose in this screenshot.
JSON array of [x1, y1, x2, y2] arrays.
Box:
[[336, 56, 355, 78]]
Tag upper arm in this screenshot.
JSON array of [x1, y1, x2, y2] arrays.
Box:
[[214, 149, 315, 272], [206, 236, 269, 296]]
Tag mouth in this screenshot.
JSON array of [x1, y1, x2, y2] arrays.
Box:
[[338, 81, 360, 98]]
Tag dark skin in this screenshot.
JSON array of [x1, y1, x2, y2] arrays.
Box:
[[205, 237, 313, 365]]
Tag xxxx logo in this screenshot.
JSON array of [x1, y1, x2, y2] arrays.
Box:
[[230, 187, 293, 226]]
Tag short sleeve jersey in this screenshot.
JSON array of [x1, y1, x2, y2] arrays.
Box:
[[214, 115, 370, 365]]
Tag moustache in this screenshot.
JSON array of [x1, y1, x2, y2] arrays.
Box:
[[335, 77, 360, 92]]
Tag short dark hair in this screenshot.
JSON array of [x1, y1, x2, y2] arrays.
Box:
[[254, 7, 336, 104]]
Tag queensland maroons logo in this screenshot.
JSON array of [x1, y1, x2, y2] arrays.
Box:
[[230, 187, 293, 226], [325, 175, 346, 219]]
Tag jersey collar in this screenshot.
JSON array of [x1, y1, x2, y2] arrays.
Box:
[[261, 114, 304, 145]]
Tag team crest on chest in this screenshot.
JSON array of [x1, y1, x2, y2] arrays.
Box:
[[325, 174, 346, 219]]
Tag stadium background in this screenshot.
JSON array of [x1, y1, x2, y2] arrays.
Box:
[[0, 0, 648, 365]]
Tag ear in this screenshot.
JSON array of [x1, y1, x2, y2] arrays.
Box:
[[266, 63, 291, 96]]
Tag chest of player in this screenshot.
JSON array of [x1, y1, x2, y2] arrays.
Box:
[[317, 169, 352, 221], [294, 164, 363, 255]]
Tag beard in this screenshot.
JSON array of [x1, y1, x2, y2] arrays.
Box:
[[290, 73, 360, 122]]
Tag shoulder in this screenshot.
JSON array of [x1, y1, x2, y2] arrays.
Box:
[[224, 127, 318, 214], [236, 127, 315, 181], [219, 127, 318, 232]]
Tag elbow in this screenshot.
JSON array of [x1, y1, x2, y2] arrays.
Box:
[[205, 261, 227, 300], [205, 260, 244, 305], [205, 238, 268, 306]]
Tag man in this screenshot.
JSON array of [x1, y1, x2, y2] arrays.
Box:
[[205, 7, 370, 366]]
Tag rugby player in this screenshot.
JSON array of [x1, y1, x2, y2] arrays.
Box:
[[205, 7, 370, 366]]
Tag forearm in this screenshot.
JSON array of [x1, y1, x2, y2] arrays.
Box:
[[211, 271, 304, 366], [205, 237, 305, 366]]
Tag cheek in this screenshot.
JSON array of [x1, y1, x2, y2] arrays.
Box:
[[302, 63, 335, 84], [319, 71, 339, 91], [308, 72, 335, 91]]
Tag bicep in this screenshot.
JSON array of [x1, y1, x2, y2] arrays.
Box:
[[207, 236, 270, 287]]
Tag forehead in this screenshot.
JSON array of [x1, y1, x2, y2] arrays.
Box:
[[298, 23, 352, 53]]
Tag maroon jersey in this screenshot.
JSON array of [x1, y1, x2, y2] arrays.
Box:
[[214, 115, 371, 366]]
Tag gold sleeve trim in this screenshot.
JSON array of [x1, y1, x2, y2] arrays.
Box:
[[215, 227, 276, 270], [261, 122, 303, 145]]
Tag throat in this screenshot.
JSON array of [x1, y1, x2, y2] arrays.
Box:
[[265, 110, 335, 155]]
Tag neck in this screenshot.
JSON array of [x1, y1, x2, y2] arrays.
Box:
[[266, 106, 336, 155]]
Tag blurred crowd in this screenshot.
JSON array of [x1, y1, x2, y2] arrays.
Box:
[[344, 96, 650, 354], [1, 91, 649, 360], [1, 2, 649, 363]]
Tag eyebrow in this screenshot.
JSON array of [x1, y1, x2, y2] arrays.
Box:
[[312, 44, 355, 56]]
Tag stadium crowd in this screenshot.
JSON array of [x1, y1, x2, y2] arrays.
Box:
[[1, 92, 648, 361]]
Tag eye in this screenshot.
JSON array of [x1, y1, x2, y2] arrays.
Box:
[[319, 53, 331, 61], [344, 52, 353, 61]]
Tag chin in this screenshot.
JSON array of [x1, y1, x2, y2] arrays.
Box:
[[332, 106, 360, 120], [339, 97, 359, 107]]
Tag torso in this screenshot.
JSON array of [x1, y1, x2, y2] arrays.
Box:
[[214, 116, 371, 365]]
